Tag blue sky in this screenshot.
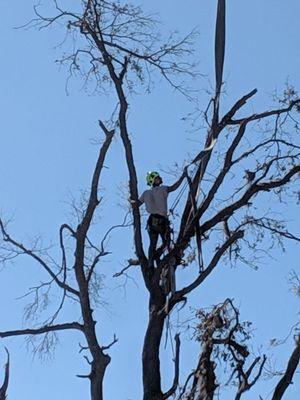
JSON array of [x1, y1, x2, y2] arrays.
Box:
[[0, 1, 300, 399]]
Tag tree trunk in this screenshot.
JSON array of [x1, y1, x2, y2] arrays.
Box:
[[142, 290, 166, 400], [90, 355, 111, 400]]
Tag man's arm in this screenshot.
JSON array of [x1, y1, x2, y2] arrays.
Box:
[[129, 191, 145, 207], [167, 167, 188, 193]]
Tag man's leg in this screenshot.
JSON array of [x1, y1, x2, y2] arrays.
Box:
[[156, 221, 171, 259], [148, 230, 159, 267], [163, 222, 171, 252]]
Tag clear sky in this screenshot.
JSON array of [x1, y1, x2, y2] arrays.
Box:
[[0, 1, 299, 399]]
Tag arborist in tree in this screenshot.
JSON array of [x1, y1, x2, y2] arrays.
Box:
[[131, 168, 188, 267]]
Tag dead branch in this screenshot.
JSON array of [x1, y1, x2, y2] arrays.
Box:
[[271, 334, 300, 400], [0, 322, 84, 338], [163, 334, 181, 399], [220, 88, 258, 126], [0, 348, 9, 400], [76, 123, 114, 240], [0, 219, 79, 297], [198, 165, 300, 236], [234, 355, 267, 400], [229, 99, 300, 125], [113, 258, 140, 278], [101, 334, 118, 351], [171, 230, 244, 306]]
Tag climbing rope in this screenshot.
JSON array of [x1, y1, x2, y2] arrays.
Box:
[[169, 137, 217, 216], [168, 137, 217, 271]]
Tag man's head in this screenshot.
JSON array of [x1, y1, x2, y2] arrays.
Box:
[[146, 171, 162, 187]]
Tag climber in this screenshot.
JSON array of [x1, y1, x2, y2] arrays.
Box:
[[131, 168, 187, 267]]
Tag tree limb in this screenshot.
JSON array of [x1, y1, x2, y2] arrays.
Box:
[[271, 334, 300, 400], [163, 334, 181, 399], [199, 166, 300, 236], [220, 89, 258, 126], [0, 219, 79, 297], [0, 322, 84, 338], [171, 230, 244, 305], [229, 99, 300, 125], [0, 348, 9, 400]]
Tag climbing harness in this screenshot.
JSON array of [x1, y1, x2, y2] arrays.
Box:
[[147, 214, 169, 235]]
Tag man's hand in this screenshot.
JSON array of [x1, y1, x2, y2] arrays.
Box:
[[183, 166, 189, 177], [128, 198, 142, 207]]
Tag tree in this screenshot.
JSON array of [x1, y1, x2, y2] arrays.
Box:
[[0, 1, 300, 399]]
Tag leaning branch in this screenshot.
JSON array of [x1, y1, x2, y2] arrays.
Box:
[[271, 334, 300, 400], [0, 348, 9, 400], [171, 230, 244, 305], [163, 334, 181, 399], [0, 322, 84, 338], [78, 122, 114, 238], [229, 99, 300, 125], [199, 166, 300, 235], [220, 88, 258, 126]]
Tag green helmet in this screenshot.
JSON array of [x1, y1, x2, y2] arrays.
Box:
[[146, 171, 160, 186]]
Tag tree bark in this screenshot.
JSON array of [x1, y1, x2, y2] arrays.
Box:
[[90, 355, 111, 400]]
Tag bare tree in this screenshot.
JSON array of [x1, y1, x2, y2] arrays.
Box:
[[0, 1, 197, 400], [0, 1, 300, 400], [0, 124, 115, 400]]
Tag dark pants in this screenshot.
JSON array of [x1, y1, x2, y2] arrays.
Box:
[[147, 214, 171, 266]]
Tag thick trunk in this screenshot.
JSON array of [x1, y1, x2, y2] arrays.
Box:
[[90, 355, 111, 400], [142, 290, 166, 400]]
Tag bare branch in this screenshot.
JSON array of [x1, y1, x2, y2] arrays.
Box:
[[229, 99, 300, 125], [163, 334, 181, 399], [113, 258, 140, 278], [77, 124, 114, 239], [0, 219, 79, 297], [199, 166, 300, 236], [0, 348, 9, 400], [220, 89, 258, 126], [271, 334, 300, 400], [171, 230, 244, 306], [0, 322, 84, 339], [101, 334, 118, 351]]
